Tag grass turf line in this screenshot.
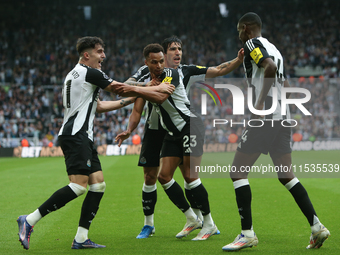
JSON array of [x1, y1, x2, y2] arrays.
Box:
[[1, 151, 339, 254]]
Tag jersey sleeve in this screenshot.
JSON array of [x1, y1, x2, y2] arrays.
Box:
[[185, 64, 208, 76], [161, 68, 180, 87], [131, 65, 149, 80], [85, 68, 113, 89], [244, 38, 270, 67], [181, 65, 207, 89]]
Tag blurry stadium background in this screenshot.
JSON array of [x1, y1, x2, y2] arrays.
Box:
[[1, 1, 339, 254], [0, 0, 339, 156]]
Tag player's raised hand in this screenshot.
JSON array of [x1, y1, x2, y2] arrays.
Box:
[[157, 82, 175, 94], [115, 130, 131, 147]]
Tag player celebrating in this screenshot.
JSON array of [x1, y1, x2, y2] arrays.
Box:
[[129, 43, 218, 240], [116, 40, 243, 240], [222, 13, 330, 251], [16, 36, 174, 250]]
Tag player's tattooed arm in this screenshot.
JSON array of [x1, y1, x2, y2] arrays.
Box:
[[124, 77, 160, 87], [115, 97, 145, 147], [216, 61, 232, 71], [119, 97, 136, 106], [206, 48, 244, 78], [96, 97, 136, 113], [125, 80, 148, 87]]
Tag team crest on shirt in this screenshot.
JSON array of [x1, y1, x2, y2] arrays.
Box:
[[162, 77, 172, 83], [250, 47, 263, 64]]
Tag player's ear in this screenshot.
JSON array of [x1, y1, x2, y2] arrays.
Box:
[[83, 51, 90, 60], [244, 24, 252, 36]]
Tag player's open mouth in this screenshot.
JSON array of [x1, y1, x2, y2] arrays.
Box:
[[174, 57, 180, 62]]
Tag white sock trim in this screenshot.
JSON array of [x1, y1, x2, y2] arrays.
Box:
[[89, 182, 106, 192], [193, 208, 203, 221], [26, 209, 42, 226], [144, 214, 154, 226], [143, 183, 157, 193], [313, 215, 320, 225], [162, 178, 175, 190], [241, 229, 255, 237], [202, 213, 214, 227], [187, 178, 201, 189], [184, 208, 197, 220], [284, 177, 299, 190], [233, 179, 249, 189], [68, 183, 87, 196], [75, 226, 88, 243]]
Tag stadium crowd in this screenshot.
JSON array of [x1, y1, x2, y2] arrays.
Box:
[[0, 0, 339, 147]]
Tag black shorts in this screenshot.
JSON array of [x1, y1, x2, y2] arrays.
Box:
[[58, 131, 102, 176], [237, 120, 292, 155], [161, 117, 205, 158], [138, 125, 167, 167]]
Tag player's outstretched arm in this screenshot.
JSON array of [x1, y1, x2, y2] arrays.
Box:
[[115, 97, 146, 147], [96, 97, 136, 113], [110, 82, 174, 104], [206, 48, 244, 78], [124, 77, 161, 87]]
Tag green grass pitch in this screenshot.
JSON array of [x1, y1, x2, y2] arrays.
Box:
[[1, 150, 339, 254]]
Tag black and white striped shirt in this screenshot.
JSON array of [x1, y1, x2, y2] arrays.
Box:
[[132, 64, 207, 132], [243, 37, 290, 120], [58, 63, 112, 140], [132, 66, 192, 135], [177, 64, 208, 94]]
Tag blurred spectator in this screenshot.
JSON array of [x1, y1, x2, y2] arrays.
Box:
[[0, 0, 339, 147]]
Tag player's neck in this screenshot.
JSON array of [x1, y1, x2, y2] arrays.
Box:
[[79, 59, 88, 67], [249, 30, 261, 39], [150, 73, 160, 79]]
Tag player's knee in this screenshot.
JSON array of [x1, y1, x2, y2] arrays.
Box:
[[68, 182, 87, 196], [158, 174, 171, 185], [89, 181, 106, 193], [183, 176, 195, 184], [145, 174, 157, 185], [278, 178, 288, 185], [144, 167, 158, 184]]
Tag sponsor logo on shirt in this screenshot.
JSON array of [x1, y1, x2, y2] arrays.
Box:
[[162, 77, 173, 83], [250, 47, 263, 64]]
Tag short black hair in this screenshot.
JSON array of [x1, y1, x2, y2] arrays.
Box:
[[76, 36, 105, 56], [143, 43, 164, 59], [161, 35, 182, 54], [238, 12, 262, 28]]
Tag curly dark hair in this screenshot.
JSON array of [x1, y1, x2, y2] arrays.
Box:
[[143, 43, 164, 59]]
